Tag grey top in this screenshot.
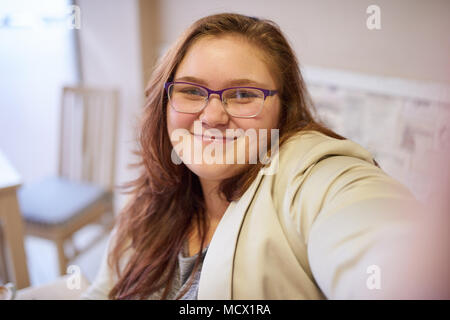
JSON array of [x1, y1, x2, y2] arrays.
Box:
[[147, 243, 208, 300]]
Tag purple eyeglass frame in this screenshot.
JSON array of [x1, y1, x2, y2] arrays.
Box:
[[164, 81, 278, 118]]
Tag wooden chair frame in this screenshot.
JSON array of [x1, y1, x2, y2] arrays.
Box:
[[24, 86, 119, 275]]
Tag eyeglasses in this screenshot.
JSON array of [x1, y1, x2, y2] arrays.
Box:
[[164, 81, 278, 118]]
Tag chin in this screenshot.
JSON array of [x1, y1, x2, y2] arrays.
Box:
[[185, 162, 247, 181]]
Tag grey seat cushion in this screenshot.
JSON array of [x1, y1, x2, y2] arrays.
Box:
[[18, 176, 110, 227]]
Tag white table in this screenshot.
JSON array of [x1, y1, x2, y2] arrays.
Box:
[[0, 150, 30, 289]]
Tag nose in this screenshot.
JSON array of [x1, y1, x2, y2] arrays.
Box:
[[198, 94, 230, 127]]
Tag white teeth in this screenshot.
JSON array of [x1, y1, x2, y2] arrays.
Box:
[[193, 134, 240, 142]]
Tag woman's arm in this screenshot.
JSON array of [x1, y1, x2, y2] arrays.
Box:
[[303, 156, 448, 299]]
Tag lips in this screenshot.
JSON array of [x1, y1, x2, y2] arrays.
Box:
[[192, 133, 239, 142]]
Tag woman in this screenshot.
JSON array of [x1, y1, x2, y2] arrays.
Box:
[[82, 13, 423, 300]]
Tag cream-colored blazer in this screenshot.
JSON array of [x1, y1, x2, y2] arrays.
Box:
[[83, 130, 421, 300]]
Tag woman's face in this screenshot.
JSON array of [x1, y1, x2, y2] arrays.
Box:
[[166, 35, 281, 182]]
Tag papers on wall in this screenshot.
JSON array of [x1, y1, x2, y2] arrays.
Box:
[[304, 67, 450, 205]]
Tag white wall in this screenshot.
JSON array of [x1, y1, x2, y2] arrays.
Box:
[[158, 0, 450, 84], [0, 0, 78, 184], [76, 0, 144, 212]]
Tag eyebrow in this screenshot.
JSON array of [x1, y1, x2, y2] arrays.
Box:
[[174, 76, 267, 88]]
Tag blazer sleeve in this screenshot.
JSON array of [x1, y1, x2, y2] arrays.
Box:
[[302, 155, 426, 299]]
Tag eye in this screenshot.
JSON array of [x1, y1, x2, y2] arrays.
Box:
[[234, 89, 259, 99], [225, 88, 262, 104], [179, 86, 205, 96]]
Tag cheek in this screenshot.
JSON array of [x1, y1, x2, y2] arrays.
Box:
[[166, 105, 197, 133], [267, 100, 281, 128], [233, 101, 281, 131]]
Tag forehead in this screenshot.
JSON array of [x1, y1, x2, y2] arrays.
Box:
[[174, 35, 277, 89]]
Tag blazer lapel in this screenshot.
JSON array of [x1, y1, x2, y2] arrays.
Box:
[[197, 170, 265, 299]]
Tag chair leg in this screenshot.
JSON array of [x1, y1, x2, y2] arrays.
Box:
[[55, 239, 68, 276], [0, 223, 10, 283]]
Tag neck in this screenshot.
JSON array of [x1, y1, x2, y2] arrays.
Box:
[[198, 177, 229, 221]]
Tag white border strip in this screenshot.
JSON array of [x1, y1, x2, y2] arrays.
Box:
[[302, 65, 450, 104]]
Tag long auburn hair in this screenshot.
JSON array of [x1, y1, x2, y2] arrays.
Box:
[[108, 13, 351, 299]]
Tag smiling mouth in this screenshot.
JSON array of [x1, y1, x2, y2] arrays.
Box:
[[192, 133, 240, 142]]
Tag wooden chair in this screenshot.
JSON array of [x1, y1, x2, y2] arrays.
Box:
[[17, 86, 119, 275]]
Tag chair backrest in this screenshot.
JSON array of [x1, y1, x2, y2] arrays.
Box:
[[58, 86, 119, 190]]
